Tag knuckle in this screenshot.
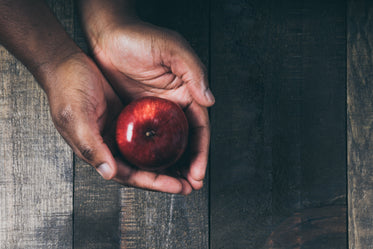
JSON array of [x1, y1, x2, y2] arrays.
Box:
[[53, 105, 75, 128], [77, 143, 95, 163], [195, 62, 208, 84], [167, 29, 183, 40], [193, 181, 204, 190], [173, 32, 185, 43], [205, 118, 211, 129], [200, 65, 208, 80]]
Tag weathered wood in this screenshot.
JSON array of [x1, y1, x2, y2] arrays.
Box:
[[120, 189, 208, 249], [119, 1, 209, 248], [347, 1, 373, 248], [71, 6, 121, 249], [210, 0, 346, 248], [0, 1, 74, 248], [209, 1, 270, 247], [265, 206, 346, 248], [210, 1, 274, 247], [268, 0, 347, 224], [1, 1, 355, 248], [73, 160, 121, 249]]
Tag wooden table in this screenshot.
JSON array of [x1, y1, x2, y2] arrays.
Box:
[[0, 0, 371, 248]]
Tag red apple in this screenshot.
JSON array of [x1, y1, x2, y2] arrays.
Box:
[[116, 96, 189, 171]]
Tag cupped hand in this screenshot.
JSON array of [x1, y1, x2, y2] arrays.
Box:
[[86, 21, 215, 190], [46, 52, 192, 194]]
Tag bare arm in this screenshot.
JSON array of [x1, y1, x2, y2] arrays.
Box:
[[0, 0, 81, 93]]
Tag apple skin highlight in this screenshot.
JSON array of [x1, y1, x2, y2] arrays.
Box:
[[116, 96, 189, 171]]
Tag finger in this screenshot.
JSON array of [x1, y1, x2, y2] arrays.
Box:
[[74, 123, 118, 180], [184, 102, 210, 190], [114, 159, 193, 195], [169, 44, 215, 107], [53, 107, 117, 180]]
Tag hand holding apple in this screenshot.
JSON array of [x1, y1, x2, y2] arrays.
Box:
[[46, 54, 193, 195], [80, 1, 215, 190], [0, 0, 211, 195]]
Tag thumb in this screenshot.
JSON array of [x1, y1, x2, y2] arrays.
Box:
[[61, 119, 118, 180], [76, 126, 117, 180], [170, 47, 215, 107]]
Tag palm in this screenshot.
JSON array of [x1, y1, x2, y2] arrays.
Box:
[[48, 54, 123, 161], [91, 22, 213, 190], [48, 54, 192, 194]]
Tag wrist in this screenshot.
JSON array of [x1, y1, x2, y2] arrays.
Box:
[[79, 0, 139, 49], [0, 0, 84, 93], [34, 42, 81, 78], [37, 50, 86, 96]]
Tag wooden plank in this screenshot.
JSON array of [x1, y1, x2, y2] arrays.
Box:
[[210, 0, 347, 248], [120, 189, 208, 249], [73, 160, 121, 248], [70, 6, 121, 249], [265, 206, 346, 248], [0, 1, 74, 247], [347, 1, 373, 248], [119, 1, 209, 248], [210, 1, 273, 247], [268, 0, 346, 222]]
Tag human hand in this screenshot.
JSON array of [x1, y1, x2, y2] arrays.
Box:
[[0, 0, 193, 194], [81, 7, 215, 190], [46, 52, 193, 194]]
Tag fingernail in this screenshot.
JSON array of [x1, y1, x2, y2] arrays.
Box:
[[97, 163, 112, 179], [204, 88, 215, 104]]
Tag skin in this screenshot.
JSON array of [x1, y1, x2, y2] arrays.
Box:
[[0, 0, 215, 195]]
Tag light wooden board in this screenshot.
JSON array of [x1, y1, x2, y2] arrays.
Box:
[[347, 1, 373, 248], [0, 0, 74, 247]]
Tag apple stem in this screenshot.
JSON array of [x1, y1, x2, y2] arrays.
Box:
[[145, 130, 156, 137]]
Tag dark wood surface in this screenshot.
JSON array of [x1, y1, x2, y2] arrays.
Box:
[[347, 1, 373, 248], [210, 0, 347, 248], [209, 1, 273, 247], [4, 0, 373, 248]]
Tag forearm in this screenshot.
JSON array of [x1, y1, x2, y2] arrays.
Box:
[[0, 0, 82, 92], [78, 0, 137, 47]]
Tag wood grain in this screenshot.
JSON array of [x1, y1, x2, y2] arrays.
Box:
[[268, 0, 346, 222], [71, 6, 121, 249], [73, 160, 121, 249], [120, 1, 209, 248], [120, 189, 208, 249], [347, 1, 373, 248], [0, 0, 354, 248], [209, 1, 273, 247], [0, 1, 74, 248], [210, 0, 347, 248], [264, 206, 346, 249]]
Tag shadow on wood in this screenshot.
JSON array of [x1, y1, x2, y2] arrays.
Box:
[[264, 205, 346, 249]]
